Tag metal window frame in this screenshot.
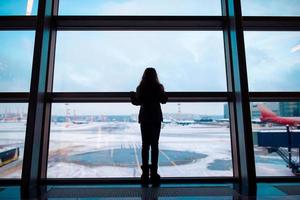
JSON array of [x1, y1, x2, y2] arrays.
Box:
[[48, 92, 231, 102], [41, 177, 238, 185], [0, 17, 36, 30], [0, 0, 300, 197], [2, 16, 300, 31]]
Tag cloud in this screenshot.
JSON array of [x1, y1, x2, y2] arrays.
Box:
[[291, 44, 300, 53], [0, 31, 34, 92], [98, 0, 220, 15], [241, 0, 300, 16], [244, 31, 300, 91]]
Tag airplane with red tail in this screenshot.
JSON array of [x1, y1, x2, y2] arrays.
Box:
[[258, 104, 300, 127]]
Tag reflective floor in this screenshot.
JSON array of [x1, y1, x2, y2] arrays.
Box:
[[0, 183, 300, 199]]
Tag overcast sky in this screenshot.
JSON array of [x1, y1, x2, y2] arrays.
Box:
[[0, 0, 300, 115], [53, 31, 227, 92]]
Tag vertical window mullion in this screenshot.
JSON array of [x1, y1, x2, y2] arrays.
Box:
[[21, 0, 56, 198], [222, 0, 256, 195]]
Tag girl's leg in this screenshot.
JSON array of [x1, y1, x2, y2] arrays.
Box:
[[150, 123, 161, 186], [141, 123, 151, 167], [150, 122, 161, 168], [140, 123, 151, 187]]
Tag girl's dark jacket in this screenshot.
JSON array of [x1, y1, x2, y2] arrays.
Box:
[[130, 84, 168, 123]]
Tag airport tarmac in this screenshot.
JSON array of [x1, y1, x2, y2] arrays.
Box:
[[0, 122, 294, 178]]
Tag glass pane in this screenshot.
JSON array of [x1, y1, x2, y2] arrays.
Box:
[[0, 31, 35, 92], [0, 103, 27, 179], [58, 0, 221, 16], [244, 32, 300, 91], [0, 0, 38, 16], [251, 102, 300, 176], [47, 103, 232, 178], [241, 0, 300, 16], [53, 31, 227, 92]]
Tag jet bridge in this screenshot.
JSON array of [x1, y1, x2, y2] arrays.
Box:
[[257, 126, 300, 175]]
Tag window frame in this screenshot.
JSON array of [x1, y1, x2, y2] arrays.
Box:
[[0, 0, 300, 196]]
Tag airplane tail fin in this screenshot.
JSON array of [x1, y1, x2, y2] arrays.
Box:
[[257, 104, 277, 118]]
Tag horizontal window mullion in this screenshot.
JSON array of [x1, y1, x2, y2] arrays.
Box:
[[48, 92, 232, 103], [0, 16, 37, 30], [0, 179, 21, 185], [243, 17, 300, 31], [256, 176, 300, 183], [42, 177, 237, 185], [54, 16, 225, 30], [250, 92, 300, 101], [2, 16, 300, 30], [0, 93, 29, 102]]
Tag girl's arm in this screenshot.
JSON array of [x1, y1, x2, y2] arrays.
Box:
[[160, 85, 168, 104], [130, 92, 140, 105]]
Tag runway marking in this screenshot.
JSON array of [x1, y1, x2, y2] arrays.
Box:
[[110, 148, 115, 166], [159, 149, 185, 174], [133, 144, 142, 175]]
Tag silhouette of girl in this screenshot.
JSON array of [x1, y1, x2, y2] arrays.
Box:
[[130, 67, 168, 187]]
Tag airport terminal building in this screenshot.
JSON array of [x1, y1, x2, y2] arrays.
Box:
[[0, 0, 300, 199]]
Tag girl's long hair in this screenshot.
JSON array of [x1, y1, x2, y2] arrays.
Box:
[[138, 67, 161, 88]]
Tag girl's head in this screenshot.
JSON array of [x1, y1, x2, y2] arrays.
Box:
[[141, 67, 159, 84]]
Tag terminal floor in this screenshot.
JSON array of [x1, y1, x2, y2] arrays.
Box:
[[1, 183, 300, 199]]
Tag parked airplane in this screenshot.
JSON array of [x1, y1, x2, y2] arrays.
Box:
[[258, 104, 300, 127], [175, 120, 195, 126], [162, 119, 172, 124], [162, 117, 195, 126], [72, 120, 89, 125], [163, 117, 225, 126]]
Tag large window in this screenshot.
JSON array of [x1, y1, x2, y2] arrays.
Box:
[[47, 103, 232, 178], [1, 0, 300, 186], [0, 103, 27, 178], [0, 31, 35, 92], [244, 32, 300, 91], [58, 0, 222, 16], [53, 31, 227, 92]]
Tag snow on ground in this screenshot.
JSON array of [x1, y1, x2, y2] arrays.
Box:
[[0, 122, 295, 178], [47, 162, 138, 178], [256, 163, 294, 176]]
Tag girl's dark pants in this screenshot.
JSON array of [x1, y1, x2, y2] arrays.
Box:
[[140, 122, 161, 169]]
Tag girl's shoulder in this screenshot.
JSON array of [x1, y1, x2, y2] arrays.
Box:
[[158, 84, 165, 91]]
